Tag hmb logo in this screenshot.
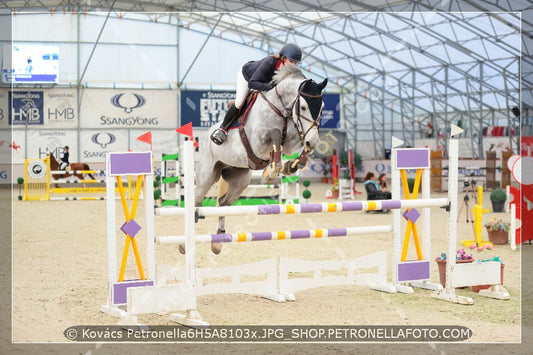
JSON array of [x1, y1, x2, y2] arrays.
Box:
[[9, 91, 44, 125], [48, 99, 75, 121], [111, 93, 146, 113]]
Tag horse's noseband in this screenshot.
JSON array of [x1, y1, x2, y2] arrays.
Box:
[[291, 80, 323, 147], [261, 80, 323, 151]]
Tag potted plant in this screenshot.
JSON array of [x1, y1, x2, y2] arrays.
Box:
[[435, 248, 474, 287], [484, 217, 510, 245], [467, 244, 504, 292], [489, 188, 506, 212], [17, 177, 24, 200], [153, 176, 162, 207]]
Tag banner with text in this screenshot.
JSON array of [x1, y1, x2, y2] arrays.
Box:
[[0, 88, 78, 128], [80, 89, 178, 129], [180, 90, 340, 129]]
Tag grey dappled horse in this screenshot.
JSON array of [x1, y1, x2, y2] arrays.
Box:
[[188, 65, 327, 254]]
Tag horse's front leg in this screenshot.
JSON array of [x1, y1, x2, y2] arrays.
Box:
[[261, 130, 283, 184], [280, 150, 310, 176]]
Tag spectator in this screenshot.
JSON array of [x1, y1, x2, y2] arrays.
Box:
[[364, 172, 391, 200]]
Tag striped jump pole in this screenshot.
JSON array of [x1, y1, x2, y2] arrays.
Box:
[[156, 225, 393, 245], [50, 169, 105, 175], [49, 179, 106, 184], [155, 198, 449, 218]]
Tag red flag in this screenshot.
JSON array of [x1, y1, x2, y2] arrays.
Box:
[[137, 131, 152, 145], [176, 122, 193, 137]]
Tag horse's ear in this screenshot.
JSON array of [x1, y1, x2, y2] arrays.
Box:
[[319, 78, 328, 91]]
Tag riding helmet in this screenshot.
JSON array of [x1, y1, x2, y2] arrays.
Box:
[[280, 43, 302, 63]]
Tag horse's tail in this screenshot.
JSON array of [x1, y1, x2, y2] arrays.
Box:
[[83, 163, 95, 180]]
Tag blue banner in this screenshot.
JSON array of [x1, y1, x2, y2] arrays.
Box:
[[9, 91, 44, 125], [181, 90, 340, 129], [320, 94, 340, 129], [181, 91, 235, 128]]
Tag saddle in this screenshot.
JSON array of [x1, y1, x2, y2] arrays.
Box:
[[226, 92, 271, 170]]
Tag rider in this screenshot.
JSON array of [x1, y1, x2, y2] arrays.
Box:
[[59, 145, 69, 170], [210, 43, 302, 145]]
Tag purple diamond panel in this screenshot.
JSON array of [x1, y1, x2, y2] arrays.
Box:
[[120, 219, 142, 237], [402, 208, 421, 223], [113, 279, 154, 305], [397, 261, 430, 282]]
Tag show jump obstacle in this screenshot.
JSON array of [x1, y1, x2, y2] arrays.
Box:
[[101, 125, 508, 326], [23, 156, 134, 201]]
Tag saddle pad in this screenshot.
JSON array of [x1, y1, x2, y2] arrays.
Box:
[[228, 92, 259, 130]]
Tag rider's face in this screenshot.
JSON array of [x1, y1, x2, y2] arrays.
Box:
[[283, 57, 297, 66]]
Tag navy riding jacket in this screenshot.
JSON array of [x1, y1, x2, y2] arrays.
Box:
[[242, 56, 282, 92]]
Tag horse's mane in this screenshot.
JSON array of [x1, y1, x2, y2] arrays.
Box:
[[272, 64, 306, 85]]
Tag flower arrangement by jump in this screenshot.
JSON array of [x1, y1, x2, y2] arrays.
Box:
[[435, 248, 473, 262], [484, 217, 510, 232], [331, 178, 339, 192], [468, 243, 503, 264]]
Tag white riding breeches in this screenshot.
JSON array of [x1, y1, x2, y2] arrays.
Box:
[[234, 67, 250, 110], [59, 162, 68, 170]]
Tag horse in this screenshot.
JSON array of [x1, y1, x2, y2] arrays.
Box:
[[187, 64, 328, 255], [48, 153, 95, 187]]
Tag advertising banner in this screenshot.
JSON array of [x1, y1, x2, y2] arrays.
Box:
[[0, 88, 78, 128], [320, 94, 341, 129], [79, 130, 129, 162], [0, 89, 7, 128], [80, 89, 178, 129], [25, 130, 77, 162], [180, 90, 341, 129], [181, 90, 235, 128]]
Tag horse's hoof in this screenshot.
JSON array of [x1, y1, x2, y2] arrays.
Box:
[[211, 243, 223, 255], [178, 244, 185, 254]]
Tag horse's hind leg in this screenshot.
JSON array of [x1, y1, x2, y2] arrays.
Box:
[[213, 168, 252, 254], [177, 161, 223, 255]]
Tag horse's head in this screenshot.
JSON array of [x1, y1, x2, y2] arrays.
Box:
[[292, 77, 328, 152]]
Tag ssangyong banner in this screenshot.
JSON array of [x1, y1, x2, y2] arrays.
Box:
[[25, 130, 77, 161], [80, 89, 178, 129], [180, 90, 341, 129], [79, 130, 129, 162]]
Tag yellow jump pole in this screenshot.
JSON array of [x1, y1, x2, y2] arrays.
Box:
[[117, 175, 146, 282], [400, 169, 424, 262], [462, 185, 491, 247]]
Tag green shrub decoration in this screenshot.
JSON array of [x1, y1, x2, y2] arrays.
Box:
[[489, 188, 506, 201]]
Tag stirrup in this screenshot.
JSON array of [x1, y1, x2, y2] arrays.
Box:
[[210, 129, 227, 145]]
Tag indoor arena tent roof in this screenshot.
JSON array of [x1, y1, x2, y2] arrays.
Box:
[[0, 0, 530, 158]]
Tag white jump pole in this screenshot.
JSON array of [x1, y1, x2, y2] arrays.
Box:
[[155, 198, 449, 217]]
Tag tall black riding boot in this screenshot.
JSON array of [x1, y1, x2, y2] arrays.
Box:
[[210, 104, 240, 145]]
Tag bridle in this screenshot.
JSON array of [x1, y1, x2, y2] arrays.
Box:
[[260, 79, 323, 149]]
